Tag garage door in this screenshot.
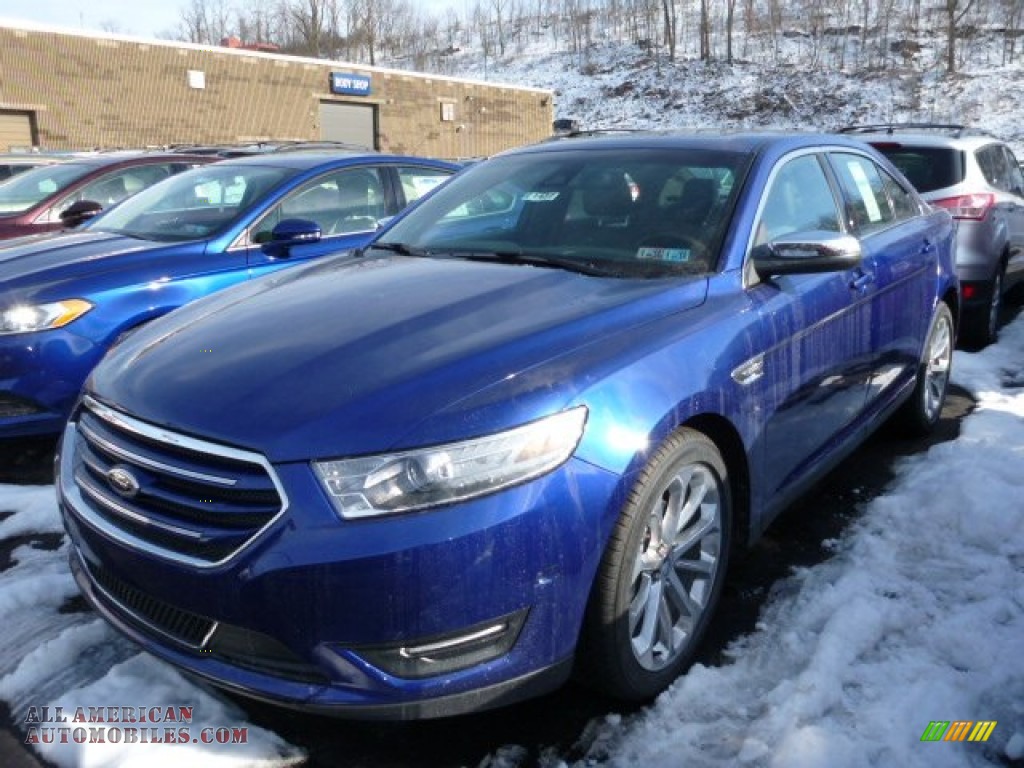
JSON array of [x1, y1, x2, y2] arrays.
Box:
[[319, 102, 376, 150], [0, 111, 34, 151]]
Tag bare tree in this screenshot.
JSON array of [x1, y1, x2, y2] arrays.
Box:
[[1004, 0, 1024, 63], [178, 0, 234, 44], [492, 0, 509, 56], [700, 0, 713, 60], [661, 0, 677, 60], [944, 0, 976, 72], [725, 0, 738, 63], [236, 0, 281, 46], [286, 0, 332, 57]]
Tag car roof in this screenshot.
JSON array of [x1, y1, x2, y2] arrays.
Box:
[[56, 151, 216, 169], [0, 152, 67, 164], [502, 130, 879, 158], [208, 151, 459, 170], [166, 140, 376, 157]]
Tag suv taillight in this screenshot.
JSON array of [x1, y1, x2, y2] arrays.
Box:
[[931, 193, 994, 220]]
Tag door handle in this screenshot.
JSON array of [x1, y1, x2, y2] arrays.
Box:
[[920, 239, 936, 254], [850, 272, 875, 291]]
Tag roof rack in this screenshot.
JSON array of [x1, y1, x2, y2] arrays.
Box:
[[839, 123, 996, 139], [164, 140, 374, 157], [544, 128, 648, 141]]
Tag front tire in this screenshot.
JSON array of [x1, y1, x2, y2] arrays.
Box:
[[578, 429, 731, 702]]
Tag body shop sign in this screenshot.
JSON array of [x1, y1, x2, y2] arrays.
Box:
[[330, 72, 371, 96]]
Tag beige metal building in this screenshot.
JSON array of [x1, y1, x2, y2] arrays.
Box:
[[0, 21, 554, 160]]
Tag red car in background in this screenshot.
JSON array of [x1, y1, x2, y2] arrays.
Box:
[[0, 152, 215, 239]]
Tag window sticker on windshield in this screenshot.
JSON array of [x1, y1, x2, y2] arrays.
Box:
[[637, 246, 691, 262], [522, 191, 560, 202], [847, 161, 883, 222]]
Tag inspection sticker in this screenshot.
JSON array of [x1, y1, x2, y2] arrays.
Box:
[[522, 191, 560, 202], [637, 246, 691, 262]]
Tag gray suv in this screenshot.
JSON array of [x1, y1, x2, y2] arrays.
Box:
[[842, 123, 1024, 347]]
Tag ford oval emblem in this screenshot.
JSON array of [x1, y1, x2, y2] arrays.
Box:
[[106, 466, 140, 499]]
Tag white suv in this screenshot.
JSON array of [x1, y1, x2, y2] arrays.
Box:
[[843, 123, 1024, 347]]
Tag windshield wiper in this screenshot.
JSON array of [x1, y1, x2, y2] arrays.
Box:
[[439, 250, 615, 276], [367, 242, 430, 257]]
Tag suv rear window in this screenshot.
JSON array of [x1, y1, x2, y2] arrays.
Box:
[[870, 144, 964, 193]]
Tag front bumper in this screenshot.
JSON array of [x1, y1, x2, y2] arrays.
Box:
[[0, 328, 104, 437], [57, 413, 621, 717]]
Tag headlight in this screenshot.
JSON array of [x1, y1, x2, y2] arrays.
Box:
[[0, 299, 93, 335], [313, 407, 588, 519]]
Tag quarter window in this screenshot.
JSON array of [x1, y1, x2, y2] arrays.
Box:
[[1002, 146, 1024, 194], [975, 145, 1005, 189]]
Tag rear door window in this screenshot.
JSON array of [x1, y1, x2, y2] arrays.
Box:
[[828, 153, 896, 236], [397, 166, 454, 205]]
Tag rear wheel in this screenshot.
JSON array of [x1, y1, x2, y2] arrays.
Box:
[[961, 267, 1003, 349], [895, 301, 954, 436], [577, 429, 731, 701]]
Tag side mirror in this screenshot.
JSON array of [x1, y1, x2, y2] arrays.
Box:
[[60, 200, 104, 228], [261, 218, 322, 258], [753, 231, 862, 279]]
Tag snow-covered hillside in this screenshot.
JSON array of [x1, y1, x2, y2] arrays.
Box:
[[419, 32, 1024, 154]]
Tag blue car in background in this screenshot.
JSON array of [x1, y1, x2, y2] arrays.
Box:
[[0, 151, 458, 438], [59, 133, 958, 718]]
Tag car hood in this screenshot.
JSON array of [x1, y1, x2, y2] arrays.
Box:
[[0, 230, 192, 299], [90, 255, 708, 462]]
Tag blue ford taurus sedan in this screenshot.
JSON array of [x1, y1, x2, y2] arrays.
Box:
[[0, 151, 458, 437], [58, 133, 958, 718]]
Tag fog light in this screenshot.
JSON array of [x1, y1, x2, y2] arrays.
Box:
[[357, 609, 529, 679]]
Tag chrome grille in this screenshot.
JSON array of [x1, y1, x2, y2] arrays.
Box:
[[66, 396, 287, 567]]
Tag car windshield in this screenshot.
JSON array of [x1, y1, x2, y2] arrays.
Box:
[[0, 162, 94, 213], [377, 146, 750, 278], [91, 164, 298, 241]]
